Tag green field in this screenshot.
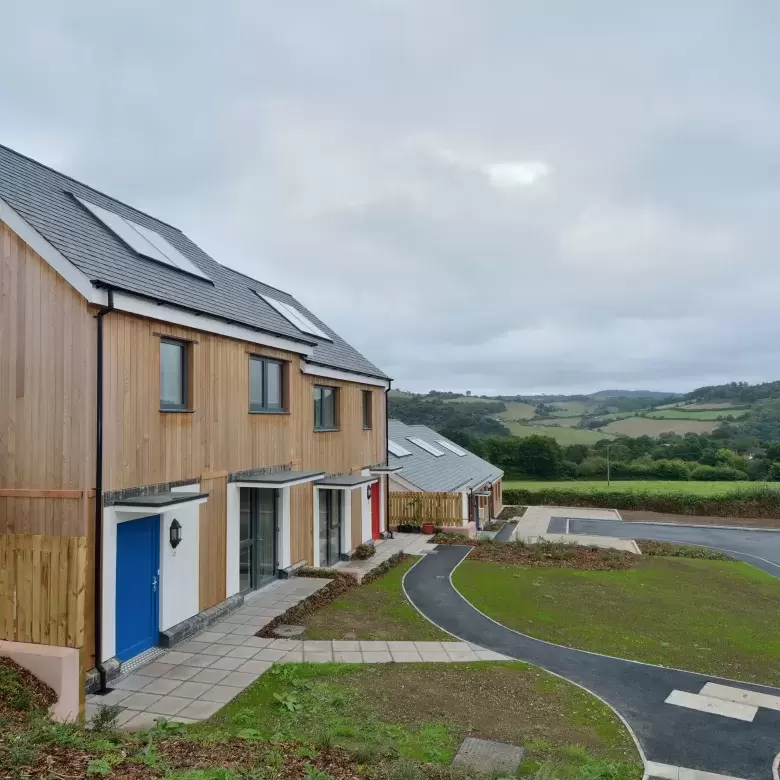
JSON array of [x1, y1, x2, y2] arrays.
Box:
[[454, 557, 780, 686], [503, 479, 768, 495], [505, 422, 614, 445], [646, 409, 747, 421], [495, 400, 537, 420], [601, 416, 718, 437]]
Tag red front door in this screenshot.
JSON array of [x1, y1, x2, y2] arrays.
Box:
[[371, 481, 381, 540]]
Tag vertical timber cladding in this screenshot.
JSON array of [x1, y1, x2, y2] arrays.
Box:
[[198, 475, 228, 611], [290, 481, 314, 566], [101, 312, 384, 490]]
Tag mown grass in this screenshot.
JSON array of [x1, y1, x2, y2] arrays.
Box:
[[208, 662, 642, 779], [503, 480, 765, 495], [453, 557, 780, 686], [302, 557, 449, 640]]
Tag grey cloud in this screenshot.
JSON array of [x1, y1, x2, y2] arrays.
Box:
[[2, 1, 778, 394]]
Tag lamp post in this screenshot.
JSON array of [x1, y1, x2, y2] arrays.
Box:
[[605, 444, 612, 487]]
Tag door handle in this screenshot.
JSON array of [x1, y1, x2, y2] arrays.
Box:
[[152, 576, 158, 593]]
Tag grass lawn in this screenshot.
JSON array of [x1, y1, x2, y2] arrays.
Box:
[[601, 416, 718, 437], [453, 557, 780, 686], [208, 661, 642, 779], [646, 409, 747, 421], [302, 557, 449, 640], [505, 423, 614, 445], [503, 479, 768, 495]]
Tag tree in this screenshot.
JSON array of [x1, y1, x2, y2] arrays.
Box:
[[515, 436, 565, 478], [563, 444, 590, 465], [769, 462, 780, 482]]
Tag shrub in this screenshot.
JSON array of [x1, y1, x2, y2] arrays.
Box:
[[502, 484, 780, 518], [690, 465, 748, 481], [352, 543, 375, 560]]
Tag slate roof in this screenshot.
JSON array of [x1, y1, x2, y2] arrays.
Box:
[[0, 144, 388, 379], [388, 420, 503, 492]]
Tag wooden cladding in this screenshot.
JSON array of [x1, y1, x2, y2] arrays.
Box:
[[0, 533, 87, 647], [102, 312, 384, 492], [198, 475, 228, 611], [0, 221, 95, 494], [389, 492, 464, 527], [290, 482, 314, 566]]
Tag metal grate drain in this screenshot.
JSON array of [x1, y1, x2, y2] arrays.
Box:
[[116, 646, 168, 679]]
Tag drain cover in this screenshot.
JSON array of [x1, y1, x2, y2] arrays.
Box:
[[453, 738, 525, 774]]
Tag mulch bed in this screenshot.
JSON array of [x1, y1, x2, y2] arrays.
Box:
[[258, 553, 410, 638], [7, 739, 372, 780], [0, 657, 57, 729], [496, 504, 526, 521], [432, 535, 635, 570]]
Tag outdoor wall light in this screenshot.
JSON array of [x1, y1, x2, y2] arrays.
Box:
[[367, 484, 372, 501], [169, 518, 182, 549]]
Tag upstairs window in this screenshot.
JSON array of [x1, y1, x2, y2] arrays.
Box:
[[314, 385, 338, 430], [249, 356, 285, 412], [160, 338, 189, 411], [362, 390, 373, 429]]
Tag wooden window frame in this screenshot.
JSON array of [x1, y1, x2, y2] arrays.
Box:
[[249, 355, 287, 414], [159, 337, 192, 412], [313, 385, 339, 431], [362, 389, 373, 430]]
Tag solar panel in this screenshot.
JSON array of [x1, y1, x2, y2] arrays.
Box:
[[407, 437, 445, 457], [388, 440, 412, 457], [259, 294, 332, 341], [75, 196, 211, 281], [438, 440, 467, 457]]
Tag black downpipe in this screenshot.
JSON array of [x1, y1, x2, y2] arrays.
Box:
[[94, 289, 114, 691], [384, 382, 392, 539]]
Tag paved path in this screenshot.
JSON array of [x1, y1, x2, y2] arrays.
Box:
[[403, 544, 780, 780], [548, 516, 780, 577]]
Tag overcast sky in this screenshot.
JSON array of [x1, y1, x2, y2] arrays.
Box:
[[2, 2, 779, 395]]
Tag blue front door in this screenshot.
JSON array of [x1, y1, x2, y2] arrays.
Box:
[[116, 515, 160, 661]]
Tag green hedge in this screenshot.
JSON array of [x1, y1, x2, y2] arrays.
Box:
[[503, 485, 780, 518]]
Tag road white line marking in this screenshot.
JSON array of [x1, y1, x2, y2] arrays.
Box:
[[700, 682, 780, 712], [565, 517, 570, 534], [664, 689, 757, 721], [772, 751, 779, 780], [647, 762, 750, 780]]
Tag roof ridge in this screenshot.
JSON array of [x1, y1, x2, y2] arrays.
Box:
[[0, 142, 182, 233]]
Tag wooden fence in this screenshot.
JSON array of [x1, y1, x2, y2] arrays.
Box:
[[389, 492, 464, 526], [0, 533, 87, 647]]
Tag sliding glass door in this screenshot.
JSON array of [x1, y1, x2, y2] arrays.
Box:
[[239, 488, 278, 592], [318, 489, 343, 566]]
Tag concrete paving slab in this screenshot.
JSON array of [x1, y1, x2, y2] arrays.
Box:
[[198, 684, 244, 703], [453, 737, 525, 774], [171, 681, 214, 700], [207, 656, 245, 671]]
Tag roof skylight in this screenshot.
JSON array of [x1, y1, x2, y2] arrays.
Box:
[[258, 294, 332, 341], [75, 196, 211, 281], [438, 440, 467, 457], [407, 437, 445, 457], [388, 440, 412, 457]]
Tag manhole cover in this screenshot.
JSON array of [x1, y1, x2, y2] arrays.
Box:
[[453, 738, 524, 774], [272, 624, 306, 639]]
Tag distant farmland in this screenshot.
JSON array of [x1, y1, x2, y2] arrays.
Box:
[[527, 417, 583, 428], [646, 409, 747, 421], [495, 401, 537, 420], [506, 421, 614, 445], [601, 416, 719, 436]]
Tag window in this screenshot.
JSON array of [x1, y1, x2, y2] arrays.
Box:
[[249, 356, 285, 412], [160, 339, 188, 410], [438, 440, 467, 457], [313, 385, 338, 430], [75, 196, 211, 281], [256, 293, 332, 341], [407, 437, 445, 457], [362, 390, 373, 429], [388, 440, 412, 457]]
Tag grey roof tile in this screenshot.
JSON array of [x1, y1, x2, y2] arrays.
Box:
[[388, 420, 502, 492], [0, 144, 387, 379]]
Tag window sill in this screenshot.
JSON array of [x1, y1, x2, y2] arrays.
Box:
[[160, 408, 195, 414], [363, 426, 373, 431], [314, 427, 340, 433], [249, 409, 289, 415]]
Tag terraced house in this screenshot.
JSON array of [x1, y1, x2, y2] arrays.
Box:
[[0, 144, 396, 694]]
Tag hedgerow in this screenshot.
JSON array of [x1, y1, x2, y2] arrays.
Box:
[[503, 485, 780, 518]]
